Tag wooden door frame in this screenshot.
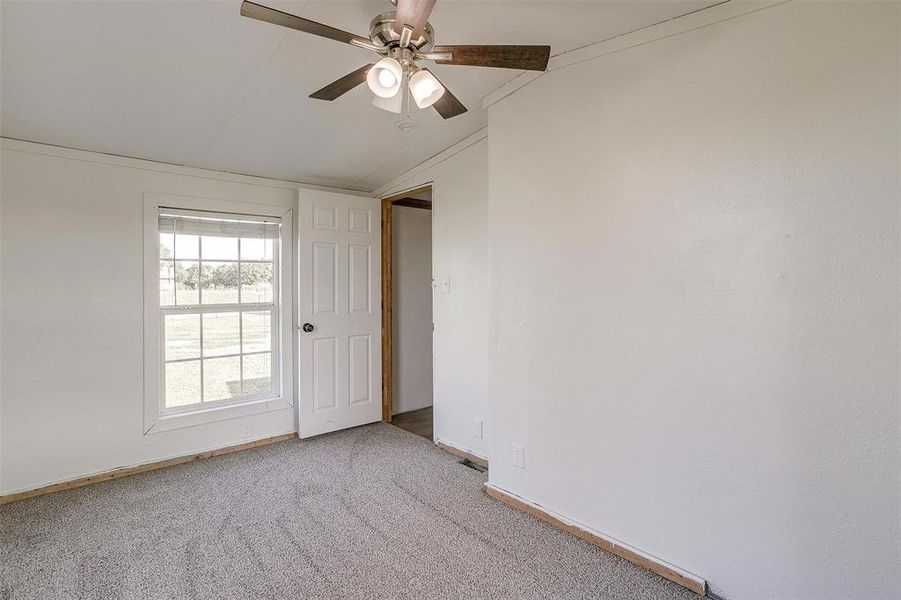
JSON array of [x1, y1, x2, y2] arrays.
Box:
[[381, 184, 433, 422]]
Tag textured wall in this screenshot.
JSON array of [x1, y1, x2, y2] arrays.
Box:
[[486, 2, 900, 598], [378, 138, 490, 460], [0, 143, 298, 493]]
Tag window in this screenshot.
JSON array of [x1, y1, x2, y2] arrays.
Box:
[[144, 194, 293, 433], [158, 208, 280, 410]]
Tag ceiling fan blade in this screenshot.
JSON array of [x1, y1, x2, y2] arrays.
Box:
[[241, 1, 374, 48], [424, 69, 467, 120], [310, 64, 374, 101], [393, 0, 437, 39], [430, 45, 551, 71]]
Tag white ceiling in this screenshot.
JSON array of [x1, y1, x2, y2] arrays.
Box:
[[1, 0, 713, 192]]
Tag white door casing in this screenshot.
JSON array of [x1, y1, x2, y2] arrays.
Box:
[[297, 190, 381, 438]]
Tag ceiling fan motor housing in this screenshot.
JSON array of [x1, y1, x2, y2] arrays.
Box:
[[369, 11, 434, 52]]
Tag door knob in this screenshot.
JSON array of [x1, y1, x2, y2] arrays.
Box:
[[302, 323, 315, 333]]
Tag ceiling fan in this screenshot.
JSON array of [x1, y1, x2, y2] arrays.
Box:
[[240, 0, 551, 125]]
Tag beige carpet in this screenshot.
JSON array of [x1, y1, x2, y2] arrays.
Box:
[[1, 423, 698, 599]]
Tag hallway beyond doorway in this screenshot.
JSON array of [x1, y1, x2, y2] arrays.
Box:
[[391, 406, 433, 440]]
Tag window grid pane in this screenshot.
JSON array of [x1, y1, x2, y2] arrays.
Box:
[[202, 312, 240, 357], [240, 261, 273, 304], [160, 259, 175, 306], [243, 352, 272, 396], [165, 360, 201, 408], [174, 234, 199, 260], [240, 237, 273, 261], [165, 314, 200, 361], [174, 261, 199, 305], [242, 311, 271, 354], [202, 235, 238, 261], [175, 238, 275, 308], [160, 211, 279, 413], [203, 355, 242, 402], [162, 306, 275, 410]]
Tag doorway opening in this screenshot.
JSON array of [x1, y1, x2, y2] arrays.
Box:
[[381, 185, 433, 440]]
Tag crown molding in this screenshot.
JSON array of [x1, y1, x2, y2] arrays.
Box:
[[0, 137, 372, 197]]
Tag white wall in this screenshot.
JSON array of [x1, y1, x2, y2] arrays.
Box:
[[392, 204, 433, 415], [0, 141, 315, 494], [379, 135, 490, 459], [486, 2, 900, 599]]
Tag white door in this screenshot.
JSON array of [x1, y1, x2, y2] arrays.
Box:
[[297, 190, 381, 438]]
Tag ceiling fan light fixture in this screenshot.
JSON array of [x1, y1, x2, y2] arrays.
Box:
[[240, 1, 552, 120], [409, 69, 445, 109], [367, 57, 403, 98]]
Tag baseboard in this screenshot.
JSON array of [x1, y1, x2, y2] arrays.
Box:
[[435, 440, 489, 469], [0, 432, 298, 506], [484, 484, 707, 596]]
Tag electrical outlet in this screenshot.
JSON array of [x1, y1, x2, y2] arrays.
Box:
[[512, 443, 525, 469], [434, 276, 450, 294], [473, 419, 483, 440], [241, 423, 252, 439]]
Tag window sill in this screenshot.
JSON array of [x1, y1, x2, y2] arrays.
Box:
[[145, 395, 292, 434]]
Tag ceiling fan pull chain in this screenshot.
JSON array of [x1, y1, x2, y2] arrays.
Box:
[[395, 72, 416, 131]]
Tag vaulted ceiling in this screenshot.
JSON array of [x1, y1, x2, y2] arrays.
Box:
[[1, 0, 714, 192]]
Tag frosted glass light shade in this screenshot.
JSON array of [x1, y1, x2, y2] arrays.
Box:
[[367, 57, 403, 98], [409, 70, 445, 108], [372, 91, 403, 114]]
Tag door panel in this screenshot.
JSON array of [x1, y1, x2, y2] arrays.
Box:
[[299, 191, 381, 438], [348, 334, 372, 405], [312, 337, 337, 411], [349, 244, 371, 313], [313, 242, 337, 315]]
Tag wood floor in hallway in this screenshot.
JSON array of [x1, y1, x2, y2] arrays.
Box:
[[390, 406, 433, 440]]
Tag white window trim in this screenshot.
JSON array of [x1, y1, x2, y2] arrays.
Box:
[[143, 192, 294, 434]]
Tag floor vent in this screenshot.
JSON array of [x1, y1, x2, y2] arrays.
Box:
[[459, 459, 488, 473]]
